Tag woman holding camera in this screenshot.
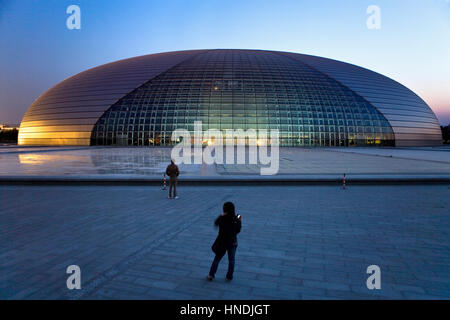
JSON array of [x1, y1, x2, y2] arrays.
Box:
[[207, 202, 242, 281]]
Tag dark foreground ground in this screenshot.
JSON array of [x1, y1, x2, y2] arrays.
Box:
[[0, 184, 449, 299]]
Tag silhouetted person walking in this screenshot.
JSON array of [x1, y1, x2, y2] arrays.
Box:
[[165, 160, 179, 199], [207, 202, 242, 281]]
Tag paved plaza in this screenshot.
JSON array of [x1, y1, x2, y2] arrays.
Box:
[[1, 184, 449, 299], [0, 146, 450, 178]]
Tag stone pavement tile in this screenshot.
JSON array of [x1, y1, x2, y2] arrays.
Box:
[[323, 272, 353, 283], [122, 270, 164, 281], [101, 280, 150, 295], [132, 276, 173, 288], [391, 284, 426, 294], [1, 185, 449, 299], [142, 253, 209, 267], [280, 269, 324, 282], [221, 291, 254, 300], [250, 287, 298, 299], [260, 263, 304, 274], [237, 266, 281, 277], [149, 266, 191, 277], [226, 271, 259, 281], [277, 283, 307, 296], [145, 287, 207, 300], [89, 289, 153, 300], [26, 288, 69, 300], [349, 284, 404, 299], [86, 287, 124, 300], [203, 282, 252, 297], [256, 274, 303, 286], [238, 278, 278, 290], [143, 280, 178, 291], [113, 274, 137, 283], [303, 280, 350, 291], [175, 286, 225, 299], [291, 286, 327, 298], [401, 292, 449, 300], [325, 289, 383, 300], [301, 294, 339, 300], [4, 287, 40, 300], [424, 287, 450, 297]]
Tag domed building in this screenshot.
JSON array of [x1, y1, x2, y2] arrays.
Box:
[[18, 49, 442, 147]]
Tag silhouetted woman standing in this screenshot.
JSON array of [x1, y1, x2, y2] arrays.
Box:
[[207, 202, 242, 281]]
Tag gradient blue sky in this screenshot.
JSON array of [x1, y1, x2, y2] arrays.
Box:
[[1, 0, 449, 125]]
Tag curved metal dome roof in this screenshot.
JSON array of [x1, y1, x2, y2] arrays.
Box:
[[19, 49, 442, 146]]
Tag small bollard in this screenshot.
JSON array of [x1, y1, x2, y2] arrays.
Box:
[[162, 173, 167, 190]]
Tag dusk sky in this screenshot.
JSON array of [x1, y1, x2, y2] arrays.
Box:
[[0, 0, 449, 125]]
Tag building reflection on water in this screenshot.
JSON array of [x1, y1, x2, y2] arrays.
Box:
[[89, 147, 173, 175], [12, 147, 183, 176]]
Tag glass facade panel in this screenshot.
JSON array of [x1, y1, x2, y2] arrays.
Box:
[[91, 50, 394, 146], [282, 52, 442, 146]]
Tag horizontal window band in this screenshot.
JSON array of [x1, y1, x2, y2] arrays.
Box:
[[20, 119, 98, 127], [19, 125, 95, 133], [23, 113, 103, 121], [18, 131, 92, 139]]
